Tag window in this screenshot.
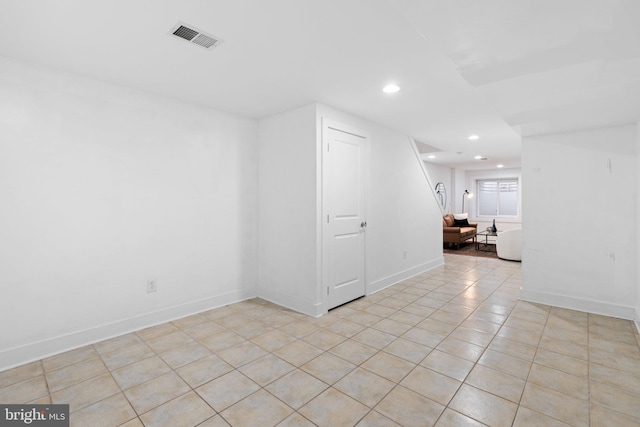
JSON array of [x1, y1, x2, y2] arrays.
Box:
[[477, 179, 518, 217]]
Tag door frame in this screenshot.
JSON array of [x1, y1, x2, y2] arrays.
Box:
[[320, 118, 370, 314]]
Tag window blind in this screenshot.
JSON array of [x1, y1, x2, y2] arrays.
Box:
[[477, 179, 518, 217]]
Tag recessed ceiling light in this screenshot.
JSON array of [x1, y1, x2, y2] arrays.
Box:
[[427, 155, 435, 159], [497, 164, 504, 168], [382, 84, 400, 94], [468, 135, 479, 140], [474, 155, 483, 160]]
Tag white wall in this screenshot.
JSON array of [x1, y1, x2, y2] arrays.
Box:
[[257, 104, 320, 316], [637, 119, 640, 332], [0, 57, 259, 370], [452, 168, 467, 214], [423, 162, 453, 214], [521, 125, 637, 319], [257, 103, 444, 315], [0, 60, 445, 369], [316, 105, 443, 297]]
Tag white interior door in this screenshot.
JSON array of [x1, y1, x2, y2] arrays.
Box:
[[323, 121, 367, 310]]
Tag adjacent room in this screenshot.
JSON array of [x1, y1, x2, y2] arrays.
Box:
[[1, 1, 639, 426]]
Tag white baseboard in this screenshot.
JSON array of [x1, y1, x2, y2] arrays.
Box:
[[0, 289, 256, 372], [257, 287, 322, 318], [635, 307, 640, 335], [520, 289, 636, 320], [369, 257, 445, 295], [257, 258, 445, 318], [257, 258, 447, 318]]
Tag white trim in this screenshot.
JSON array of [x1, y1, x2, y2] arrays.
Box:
[[369, 258, 444, 295], [520, 289, 636, 320], [409, 137, 446, 216], [314, 107, 324, 320], [0, 289, 256, 372], [258, 288, 323, 318]]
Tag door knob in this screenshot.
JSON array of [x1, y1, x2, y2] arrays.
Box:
[[360, 221, 367, 228]]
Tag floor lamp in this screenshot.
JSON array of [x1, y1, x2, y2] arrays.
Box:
[[461, 189, 472, 213]]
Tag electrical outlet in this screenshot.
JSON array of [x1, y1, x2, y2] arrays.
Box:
[[147, 280, 157, 293], [403, 250, 407, 260]]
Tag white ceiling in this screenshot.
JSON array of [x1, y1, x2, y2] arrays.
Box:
[[1, 0, 639, 170]]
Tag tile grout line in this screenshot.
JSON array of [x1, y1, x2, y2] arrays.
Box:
[[434, 266, 520, 426], [511, 302, 549, 427], [6, 256, 640, 426]]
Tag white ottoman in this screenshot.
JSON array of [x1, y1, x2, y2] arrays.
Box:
[[497, 228, 522, 261]]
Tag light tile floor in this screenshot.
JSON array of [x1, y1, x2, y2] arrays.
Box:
[[2, 254, 640, 426]]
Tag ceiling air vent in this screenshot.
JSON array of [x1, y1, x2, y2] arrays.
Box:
[[169, 22, 223, 50]]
